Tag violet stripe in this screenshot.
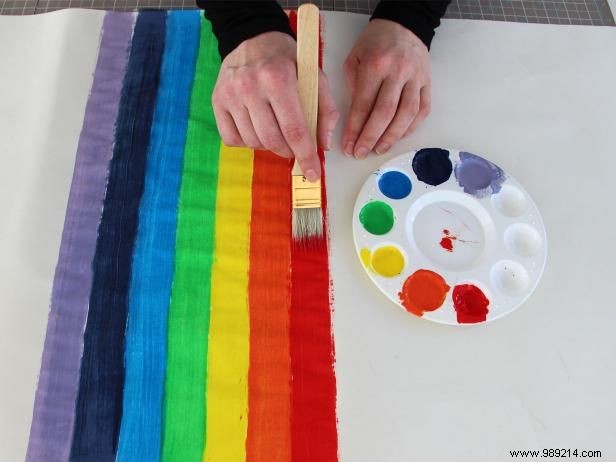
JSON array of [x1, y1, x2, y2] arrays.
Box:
[[26, 12, 134, 462]]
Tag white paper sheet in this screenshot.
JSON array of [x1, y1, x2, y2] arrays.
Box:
[[0, 10, 105, 461], [1, 9, 615, 461], [325, 13, 616, 462]]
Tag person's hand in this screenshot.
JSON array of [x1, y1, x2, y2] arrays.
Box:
[[212, 31, 339, 181], [342, 19, 431, 158]]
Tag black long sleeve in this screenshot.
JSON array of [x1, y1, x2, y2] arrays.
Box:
[[197, 1, 451, 60], [371, 1, 450, 49], [198, 1, 296, 60]]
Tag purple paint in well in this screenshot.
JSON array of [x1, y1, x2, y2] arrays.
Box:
[[454, 151, 506, 198], [26, 12, 134, 462]]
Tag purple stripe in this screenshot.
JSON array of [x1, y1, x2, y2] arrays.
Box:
[[26, 12, 133, 462]]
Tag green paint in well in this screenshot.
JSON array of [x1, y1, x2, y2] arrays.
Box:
[[359, 201, 394, 235]]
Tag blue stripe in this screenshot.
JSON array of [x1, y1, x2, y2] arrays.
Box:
[[69, 11, 167, 461], [116, 11, 201, 462]]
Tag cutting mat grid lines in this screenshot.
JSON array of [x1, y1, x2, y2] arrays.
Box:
[[0, 0, 614, 26]]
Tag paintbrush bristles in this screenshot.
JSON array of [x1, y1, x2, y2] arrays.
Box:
[[291, 173, 322, 240], [292, 207, 323, 242]]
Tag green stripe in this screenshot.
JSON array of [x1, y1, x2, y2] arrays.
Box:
[[162, 19, 221, 462]]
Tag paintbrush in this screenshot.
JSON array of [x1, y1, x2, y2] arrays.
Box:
[[292, 3, 323, 244]]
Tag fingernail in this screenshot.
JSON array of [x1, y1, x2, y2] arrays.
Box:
[[375, 143, 390, 155], [326, 132, 333, 150], [343, 142, 354, 156], [355, 146, 369, 159], [305, 169, 319, 182]]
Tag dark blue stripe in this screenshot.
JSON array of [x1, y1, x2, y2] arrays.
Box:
[[69, 11, 167, 461]]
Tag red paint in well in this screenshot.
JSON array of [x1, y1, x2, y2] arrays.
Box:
[[399, 269, 450, 317], [452, 284, 490, 324], [289, 11, 338, 462]]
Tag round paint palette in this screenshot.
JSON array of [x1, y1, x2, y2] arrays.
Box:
[[352, 148, 547, 325]]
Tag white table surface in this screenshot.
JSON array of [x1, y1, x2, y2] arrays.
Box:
[[1, 9, 615, 462]]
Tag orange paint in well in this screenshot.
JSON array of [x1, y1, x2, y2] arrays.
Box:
[[399, 269, 450, 316]]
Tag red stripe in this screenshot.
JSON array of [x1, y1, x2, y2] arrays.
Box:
[[289, 11, 338, 461], [289, 151, 338, 462]]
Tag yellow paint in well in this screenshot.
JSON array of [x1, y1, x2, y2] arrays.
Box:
[[370, 245, 405, 277]]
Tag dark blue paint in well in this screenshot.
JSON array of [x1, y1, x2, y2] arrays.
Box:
[[378, 170, 412, 199], [412, 148, 453, 186]]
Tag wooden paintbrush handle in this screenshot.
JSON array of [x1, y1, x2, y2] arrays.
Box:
[[293, 3, 319, 176]]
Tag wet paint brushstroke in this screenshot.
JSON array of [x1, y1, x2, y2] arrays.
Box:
[[26, 12, 134, 462], [204, 144, 254, 461], [290, 156, 338, 462], [161, 18, 220, 462], [116, 11, 200, 462], [245, 150, 292, 462], [289, 149, 339, 462], [288, 12, 338, 461], [69, 11, 166, 461]]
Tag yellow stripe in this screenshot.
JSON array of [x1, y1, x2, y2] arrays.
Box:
[[204, 144, 254, 461]]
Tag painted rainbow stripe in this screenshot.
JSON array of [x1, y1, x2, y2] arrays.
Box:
[[27, 10, 338, 462]]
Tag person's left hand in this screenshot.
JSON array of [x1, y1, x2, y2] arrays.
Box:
[[342, 19, 432, 158]]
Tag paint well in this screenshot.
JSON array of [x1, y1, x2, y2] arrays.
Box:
[[399, 269, 450, 317], [491, 184, 527, 217], [378, 170, 412, 199], [490, 260, 530, 296], [505, 223, 543, 257], [455, 151, 505, 198], [452, 284, 490, 324], [412, 148, 453, 186], [370, 245, 405, 277], [359, 201, 394, 235]]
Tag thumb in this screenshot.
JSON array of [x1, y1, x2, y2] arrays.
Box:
[[317, 70, 339, 150]]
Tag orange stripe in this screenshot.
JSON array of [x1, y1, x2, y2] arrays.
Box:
[[246, 150, 293, 462]]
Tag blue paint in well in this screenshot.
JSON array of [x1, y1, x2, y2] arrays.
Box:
[[378, 170, 412, 199]]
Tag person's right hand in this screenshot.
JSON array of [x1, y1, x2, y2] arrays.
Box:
[[212, 31, 339, 182]]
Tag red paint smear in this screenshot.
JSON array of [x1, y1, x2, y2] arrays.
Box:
[[399, 269, 450, 317], [289, 11, 338, 462], [440, 237, 454, 252], [440, 229, 457, 252], [246, 150, 292, 462], [452, 284, 490, 324]]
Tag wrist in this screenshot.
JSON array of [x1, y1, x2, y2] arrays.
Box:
[[368, 18, 428, 51], [224, 31, 296, 67]]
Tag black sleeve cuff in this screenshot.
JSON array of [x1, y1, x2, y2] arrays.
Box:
[[198, 1, 295, 60], [370, 1, 450, 50]]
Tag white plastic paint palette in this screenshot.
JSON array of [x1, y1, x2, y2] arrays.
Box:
[[352, 148, 547, 325]]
